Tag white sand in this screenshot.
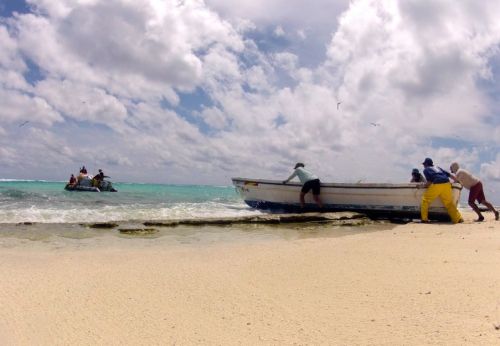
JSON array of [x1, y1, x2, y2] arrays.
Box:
[[1, 212, 499, 345]]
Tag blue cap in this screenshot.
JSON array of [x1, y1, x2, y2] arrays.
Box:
[[422, 158, 433, 166]]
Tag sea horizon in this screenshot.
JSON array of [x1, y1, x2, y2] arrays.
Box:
[[0, 178, 234, 187]]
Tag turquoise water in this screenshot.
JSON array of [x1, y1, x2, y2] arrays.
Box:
[[0, 180, 260, 223]]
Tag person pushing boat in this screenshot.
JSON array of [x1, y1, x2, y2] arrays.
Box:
[[419, 157, 462, 224], [283, 162, 323, 209], [449, 162, 499, 222]]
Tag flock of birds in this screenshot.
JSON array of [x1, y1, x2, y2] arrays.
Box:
[[16, 101, 382, 129]]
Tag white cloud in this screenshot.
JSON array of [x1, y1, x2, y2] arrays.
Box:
[[16, 0, 244, 98], [481, 154, 500, 182], [0, 146, 17, 166], [0, 68, 32, 91], [322, 0, 500, 143], [0, 88, 62, 125], [272, 52, 298, 71], [273, 25, 284, 37], [198, 107, 228, 130], [206, 0, 349, 31], [0, 25, 26, 71], [35, 79, 128, 129], [296, 29, 306, 40]]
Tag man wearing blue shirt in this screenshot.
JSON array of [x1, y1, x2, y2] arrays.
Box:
[[283, 163, 323, 209], [420, 157, 463, 223]]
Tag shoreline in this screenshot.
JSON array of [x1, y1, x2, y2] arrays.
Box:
[[0, 216, 388, 251], [0, 211, 375, 248], [0, 211, 499, 344]]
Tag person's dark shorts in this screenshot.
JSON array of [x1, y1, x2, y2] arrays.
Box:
[[468, 181, 485, 203], [301, 179, 321, 195]]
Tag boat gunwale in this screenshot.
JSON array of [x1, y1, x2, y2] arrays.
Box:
[[232, 177, 462, 190]]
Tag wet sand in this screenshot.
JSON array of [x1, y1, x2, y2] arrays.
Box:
[[0, 211, 499, 345]]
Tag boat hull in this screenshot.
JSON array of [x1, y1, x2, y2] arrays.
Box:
[[232, 178, 462, 220], [64, 180, 117, 192], [65, 184, 101, 192]]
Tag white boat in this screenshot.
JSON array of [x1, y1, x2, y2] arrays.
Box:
[[232, 178, 462, 220]]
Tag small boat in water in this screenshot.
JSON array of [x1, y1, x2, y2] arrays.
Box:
[[232, 177, 462, 220], [65, 177, 117, 192]]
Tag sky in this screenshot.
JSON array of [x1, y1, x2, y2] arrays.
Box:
[[1, 0, 500, 201]]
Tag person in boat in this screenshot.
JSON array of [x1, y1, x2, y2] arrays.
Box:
[[92, 170, 102, 187], [283, 162, 323, 209], [92, 169, 109, 187], [419, 157, 462, 223], [449, 162, 499, 222], [68, 174, 77, 187], [77, 167, 86, 183], [410, 168, 426, 183]]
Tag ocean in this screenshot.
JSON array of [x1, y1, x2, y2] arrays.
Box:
[[0, 179, 373, 247], [0, 179, 262, 224]]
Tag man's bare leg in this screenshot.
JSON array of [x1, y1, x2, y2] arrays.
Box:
[[300, 192, 306, 208], [313, 194, 323, 208], [480, 199, 499, 220], [469, 201, 484, 221]]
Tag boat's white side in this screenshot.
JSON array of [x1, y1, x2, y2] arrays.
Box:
[[232, 178, 462, 220]]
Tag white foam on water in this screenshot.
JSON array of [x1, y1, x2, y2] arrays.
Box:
[[0, 201, 263, 224]]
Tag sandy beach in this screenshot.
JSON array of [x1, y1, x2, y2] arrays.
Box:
[[0, 211, 499, 345]]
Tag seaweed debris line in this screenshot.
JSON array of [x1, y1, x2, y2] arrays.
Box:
[[82, 212, 369, 230], [141, 212, 370, 227]]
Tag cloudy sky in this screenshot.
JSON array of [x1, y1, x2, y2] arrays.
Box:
[[1, 0, 500, 199]]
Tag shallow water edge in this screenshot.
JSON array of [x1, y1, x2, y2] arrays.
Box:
[[0, 212, 394, 249]]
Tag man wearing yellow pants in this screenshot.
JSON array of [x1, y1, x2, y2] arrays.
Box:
[[420, 157, 463, 223]]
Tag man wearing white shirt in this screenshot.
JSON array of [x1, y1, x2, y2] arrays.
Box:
[[283, 162, 323, 209], [450, 162, 499, 222]]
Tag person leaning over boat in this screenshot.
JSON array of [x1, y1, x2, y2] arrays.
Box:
[[410, 168, 426, 183], [282, 162, 323, 209], [418, 158, 463, 223], [449, 162, 499, 222]]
